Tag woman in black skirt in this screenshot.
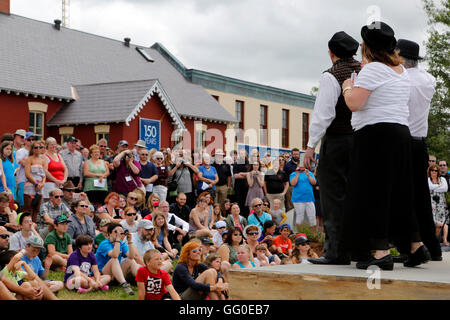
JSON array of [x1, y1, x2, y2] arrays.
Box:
[[340, 21, 430, 270]]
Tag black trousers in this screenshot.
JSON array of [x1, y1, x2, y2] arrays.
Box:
[[318, 134, 354, 261], [410, 138, 442, 257]]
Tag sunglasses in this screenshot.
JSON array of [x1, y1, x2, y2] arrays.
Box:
[[233, 233, 243, 236], [192, 248, 202, 253], [253, 203, 262, 207], [156, 158, 163, 160], [26, 138, 34, 141], [33, 146, 44, 149], [79, 205, 89, 208], [99, 145, 107, 148], [126, 212, 137, 216], [247, 232, 259, 236], [53, 195, 63, 199], [64, 189, 74, 192], [129, 197, 138, 201], [0, 234, 9, 239], [141, 154, 149, 156], [439, 164, 447, 167], [114, 230, 125, 235], [431, 170, 439, 172]]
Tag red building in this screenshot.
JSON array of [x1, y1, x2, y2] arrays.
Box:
[[0, 2, 236, 152]]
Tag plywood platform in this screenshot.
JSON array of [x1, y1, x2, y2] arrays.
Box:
[[228, 252, 450, 300]]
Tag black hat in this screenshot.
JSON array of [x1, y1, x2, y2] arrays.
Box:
[[67, 136, 78, 143], [396, 39, 423, 60], [328, 31, 359, 58], [361, 21, 397, 52]]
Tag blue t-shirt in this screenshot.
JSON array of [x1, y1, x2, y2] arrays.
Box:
[[21, 254, 45, 277], [140, 161, 158, 179], [290, 171, 316, 203], [95, 239, 129, 272], [248, 212, 272, 231], [198, 166, 218, 190], [64, 249, 98, 283]]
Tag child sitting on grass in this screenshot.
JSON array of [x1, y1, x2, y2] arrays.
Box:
[[44, 214, 73, 270], [136, 249, 180, 300]]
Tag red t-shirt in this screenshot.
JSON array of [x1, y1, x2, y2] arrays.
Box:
[[136, 266, 171, 300], [273, 235, 292, 254]]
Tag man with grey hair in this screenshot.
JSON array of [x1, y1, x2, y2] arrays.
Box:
[[37, 188, 72, 239], [396, 39, 442, 262], [247, 197, 272, 231]]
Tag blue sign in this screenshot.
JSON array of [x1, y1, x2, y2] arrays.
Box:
[[139, 118, 160, 150]]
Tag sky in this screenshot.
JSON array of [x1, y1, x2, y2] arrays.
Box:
[[10, 0, 433, 95]]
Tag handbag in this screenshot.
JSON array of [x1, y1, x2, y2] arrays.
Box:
[[168, 168, 184, 198], [31, 193, 42, 207]]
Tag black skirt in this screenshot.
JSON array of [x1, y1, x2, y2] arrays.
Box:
[[343, 123, 420, 259]]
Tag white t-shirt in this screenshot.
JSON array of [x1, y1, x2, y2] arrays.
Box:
[[15, 148, 29, 184], [352, 62, 410, 131]]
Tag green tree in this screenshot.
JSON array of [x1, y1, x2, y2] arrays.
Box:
[[423, 0, 450, 161]]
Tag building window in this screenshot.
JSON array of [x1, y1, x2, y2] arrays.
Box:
[[29, 111, 44, 141], [302, 113, 309, 150], [195, 122, 207, 152], [282, 109, 289, 148], [96, 133, 110, 144], [95, 125, 110, 145], [260, 105, 268, 146], [235, 100, 244, 143]]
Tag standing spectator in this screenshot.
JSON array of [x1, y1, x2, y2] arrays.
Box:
[[233, 149, 250, 216], [197, 153, 219, 201], [170, 192, 191, 223], [43, 137, 68, 200], [43, 214, 73, 269], [169, 150, 199, 208], [12, 129, 26, 152], [212, 149, 231, 207], [224, 202, 248, 232], [113, 149, 142, 196], [15, 132, 34, 209], [67, 200, 96, 245], [59, 136, 83, 191], [23, 140, 47, 222], [37, 188, 72, 239], [264, 159, 289, 211], [290, 165, 317, 232], [138, 148, 158, 201], [9, 212, 41, 251], [152, 151, 173, 202], [96, 223, 140, 295], [136, 249, 180, 300], [245, 161, 265, 208], [132, 140, 147, 159], [0, 192, 19, 233], [439, 160, 449, 186], [64, 234, 111, 294], [0, 142, 19, 201], [429, 155, 437, 167], [248, 198, 272, 232], [428, 165, 449, 245], [83, 144, 110, 206], [116, 140, 129, 155], [283, 148, 302, 212]]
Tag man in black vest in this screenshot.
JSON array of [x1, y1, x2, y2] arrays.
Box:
[[304, 31, 360, 265]]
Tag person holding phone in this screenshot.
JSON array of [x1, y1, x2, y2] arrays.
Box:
[[290, 166, 317, 233]]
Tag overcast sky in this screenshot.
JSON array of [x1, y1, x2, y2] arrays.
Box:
[[11, 0, 432, 95]]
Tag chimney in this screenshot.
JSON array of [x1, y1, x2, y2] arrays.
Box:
[[124, 37, 131, 47], [54, 19, 61, 30], [0, 0, 10, 15]]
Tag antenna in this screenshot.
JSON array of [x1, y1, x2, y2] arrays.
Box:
[[62, 0, 70, 27]]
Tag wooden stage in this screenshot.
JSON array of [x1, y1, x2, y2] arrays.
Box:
[[228, 252, 450, 300]]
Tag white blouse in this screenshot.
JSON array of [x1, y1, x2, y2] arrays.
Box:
[[428, 177, 448, 193], [352, 62, 410, 131]]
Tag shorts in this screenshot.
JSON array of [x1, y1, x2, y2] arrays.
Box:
[[293, 202, 316, 226]]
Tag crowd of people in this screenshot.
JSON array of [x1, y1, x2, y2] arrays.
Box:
[[0, 20, 449, 301]]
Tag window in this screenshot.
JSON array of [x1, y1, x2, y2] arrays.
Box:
[[96, 133, 110, 144], [302, 113, 309, 150], [29, 111, 44, 141], [260, 105, 268, 146], [235, 100, 244, 143], [195, 122, 207, 151], [282, 109, 289, 148], [95, 125, 110, 145]]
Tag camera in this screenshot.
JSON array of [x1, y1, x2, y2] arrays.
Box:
[[124, 229, 129, 235]]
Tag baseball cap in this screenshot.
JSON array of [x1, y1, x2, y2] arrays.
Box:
[[25, 132, 35, 139], [215, 221, 227, 229], [138, 219, 154, 230], [66, 136, 78, 143], [119, 140, 129, 146], [295, 233, 310, 246], [279, 223, 291, 231], [27, 235, 44, 248], [200, 237, 214, 245], [54, 214, 69, 225]]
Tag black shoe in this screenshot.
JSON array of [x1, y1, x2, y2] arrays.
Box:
[[307, 256, 351, 265], [356, 254, 394, 271], [404, 245, 431, 267], [392, 254, 408, 263], [431, 255, 443, 261]]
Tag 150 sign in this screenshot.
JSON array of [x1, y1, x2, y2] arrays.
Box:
[[139, 118, 160, 150]]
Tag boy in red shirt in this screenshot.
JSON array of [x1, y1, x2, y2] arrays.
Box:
[[273, 223, 293, 259], [136, 249, 180, 300]]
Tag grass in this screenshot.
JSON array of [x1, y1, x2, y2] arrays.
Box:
[[48, 270, 138, 300]]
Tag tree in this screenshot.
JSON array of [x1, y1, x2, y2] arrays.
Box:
[[423, 0, 450, 162]]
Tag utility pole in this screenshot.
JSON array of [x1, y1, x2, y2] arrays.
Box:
[[62, 0, 70, 27]]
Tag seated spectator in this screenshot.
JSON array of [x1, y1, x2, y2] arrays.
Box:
[[20, 236, 64, 293], [94, 219, 109, 249], [112, 149, 143, 196], [270, 198, 287, 227], [124, 191, 143, 219], [170, 192, 191, 223], [0, 272, 16, 300], [203, 253, 227, 300], [152, 212, 178, 259], [254, 243, 275, 267], [67, 200, 96, 245], [61, 180, 77, 209], [95, 223, 140, 295], [209, 203, 225, 230], [172, 240, 228, 300], [258, 220, 277, 254], [212, 221, 227, 247], [292, 234, 318, 264], [159, 201, 189, 242], [120, 207, 139, 234], [136, 249, 180, 300], [199, 237, 215, 259], [142, 193, 160, 220], [224, 202, 248, 233], [223, 198, 231, 217], [37, 188, 72, 239], [44, 214, 73, 269], [247, 197, 272, 232], [232, 244, 256, 269], [64, 234, 111, 293], [9, 212, 41, 251], [133, 188, 146, 214], [273, 223, 293, 259], [119, 194, 127, 211], [82, 144, 110, 206], [97, 192, 123, 224], [217, 226, 244, 275], [243, 224, 261, 259], [0, 226, 11, 261], [188, 196, 210, 237], [0, 192, 19, 233]]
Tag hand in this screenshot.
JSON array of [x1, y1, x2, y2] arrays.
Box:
[[305, 169, 310, 177], [77, 182, 82, 190], [126, 232, 132, 242], [36, 183, 44, 191], [303, 147, 316, 170], [14, 260, 25, 271], [342, 78, 354, 91], [43, 256, 52, 270], [361, 59, 368, 69], [79, 192, 88, 201]]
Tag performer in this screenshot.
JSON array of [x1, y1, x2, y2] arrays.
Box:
[[396, 39, 442, 261], [304, 31, 360, 265]]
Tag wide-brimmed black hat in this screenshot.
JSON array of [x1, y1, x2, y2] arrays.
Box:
[[361, 21, 397, 52], [396, 39, 423, 60], [328, 31, 359, 58]]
